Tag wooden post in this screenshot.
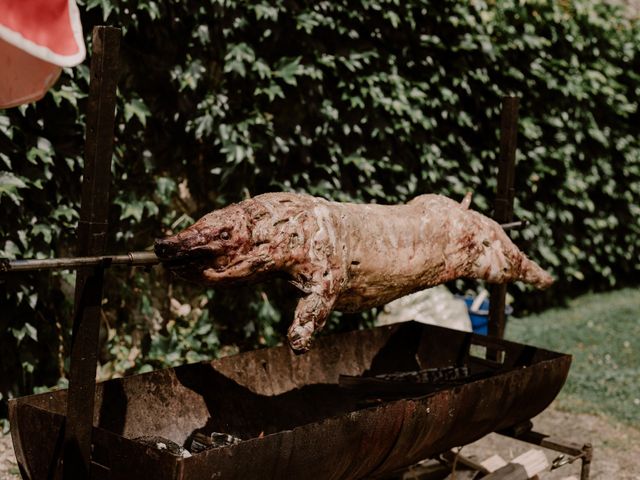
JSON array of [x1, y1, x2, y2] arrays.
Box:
[[62, 26, 121, 479], [488, 96, 519, 339]]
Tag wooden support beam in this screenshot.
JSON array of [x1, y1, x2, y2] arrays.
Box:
[[489, 96, 519, 339], [62, 26, 121, 480]]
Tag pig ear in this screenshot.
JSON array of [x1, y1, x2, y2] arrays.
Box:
[[461, 192, 473, 210]]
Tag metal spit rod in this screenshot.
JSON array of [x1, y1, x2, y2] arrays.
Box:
[[0, 221, 529, 273], [1, 251, 159, 272]]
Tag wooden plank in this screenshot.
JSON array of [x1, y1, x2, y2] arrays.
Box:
[[512, 449, 548, 477], [482, 454, 508, 472], [441, 449, 491, 474], [483, 449, 548, 480], [483, 463, 530, 480]]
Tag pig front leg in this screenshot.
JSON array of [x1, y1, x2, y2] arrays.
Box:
[[287, 291, 337, 353]]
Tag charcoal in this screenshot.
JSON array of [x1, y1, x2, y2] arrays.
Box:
[[133, 436, 192, 458], [374, 365, 470, 383], [339, 365, 473, 405], [187, 431, 243, 453]]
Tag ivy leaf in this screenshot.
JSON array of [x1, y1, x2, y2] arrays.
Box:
[[1, 240, 21, 259], [253, 4, 279, 21], [49, 84, 86, 109], [124, 98, 151, 127], [224, 43, 256, 78], [52, 205, 79, 223], [0, 152, 11, 169], [32, 224, 53, 244], [81, 0, 114, 20], [275, 57, 303, 86], [255, 84, 284, 101], [0, 172, 28, 205], [120, 202, 144, 222], [0, 114, 12, 139]]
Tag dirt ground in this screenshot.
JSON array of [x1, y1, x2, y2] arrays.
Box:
[[0, 430, 18, 480], [1, 401, 638, 479]]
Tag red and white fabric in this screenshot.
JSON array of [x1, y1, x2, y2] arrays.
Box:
[[0, 0, 85, 108]]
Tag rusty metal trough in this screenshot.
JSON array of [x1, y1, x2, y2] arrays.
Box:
[[10, 322, 571, 479]]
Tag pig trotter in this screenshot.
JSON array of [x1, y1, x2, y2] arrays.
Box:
[[288, 293, 336, 352]]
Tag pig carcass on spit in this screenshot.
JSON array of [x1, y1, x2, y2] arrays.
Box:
[[155, 192, 552, 352]]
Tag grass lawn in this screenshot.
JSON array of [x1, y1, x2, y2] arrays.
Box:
[[506, 288, 640, 428]]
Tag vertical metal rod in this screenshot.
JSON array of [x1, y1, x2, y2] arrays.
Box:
[[62, 26, 121, 479], [488, 96, 519, 339], [580, 444, 593, 480]]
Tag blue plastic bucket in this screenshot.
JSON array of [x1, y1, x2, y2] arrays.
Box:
[[463, 296, 512, 335]]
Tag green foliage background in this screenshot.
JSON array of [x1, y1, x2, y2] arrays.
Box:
[[1, 0, 639, 410]]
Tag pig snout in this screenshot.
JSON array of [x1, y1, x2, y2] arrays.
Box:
[[154, 225, 212, 259], [154, 237, 181, 258]]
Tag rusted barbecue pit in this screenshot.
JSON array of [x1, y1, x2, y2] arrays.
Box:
[[10, 322, 570, 479]]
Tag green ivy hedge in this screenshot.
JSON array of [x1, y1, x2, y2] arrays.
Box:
[[0, 0, 639, 406]]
